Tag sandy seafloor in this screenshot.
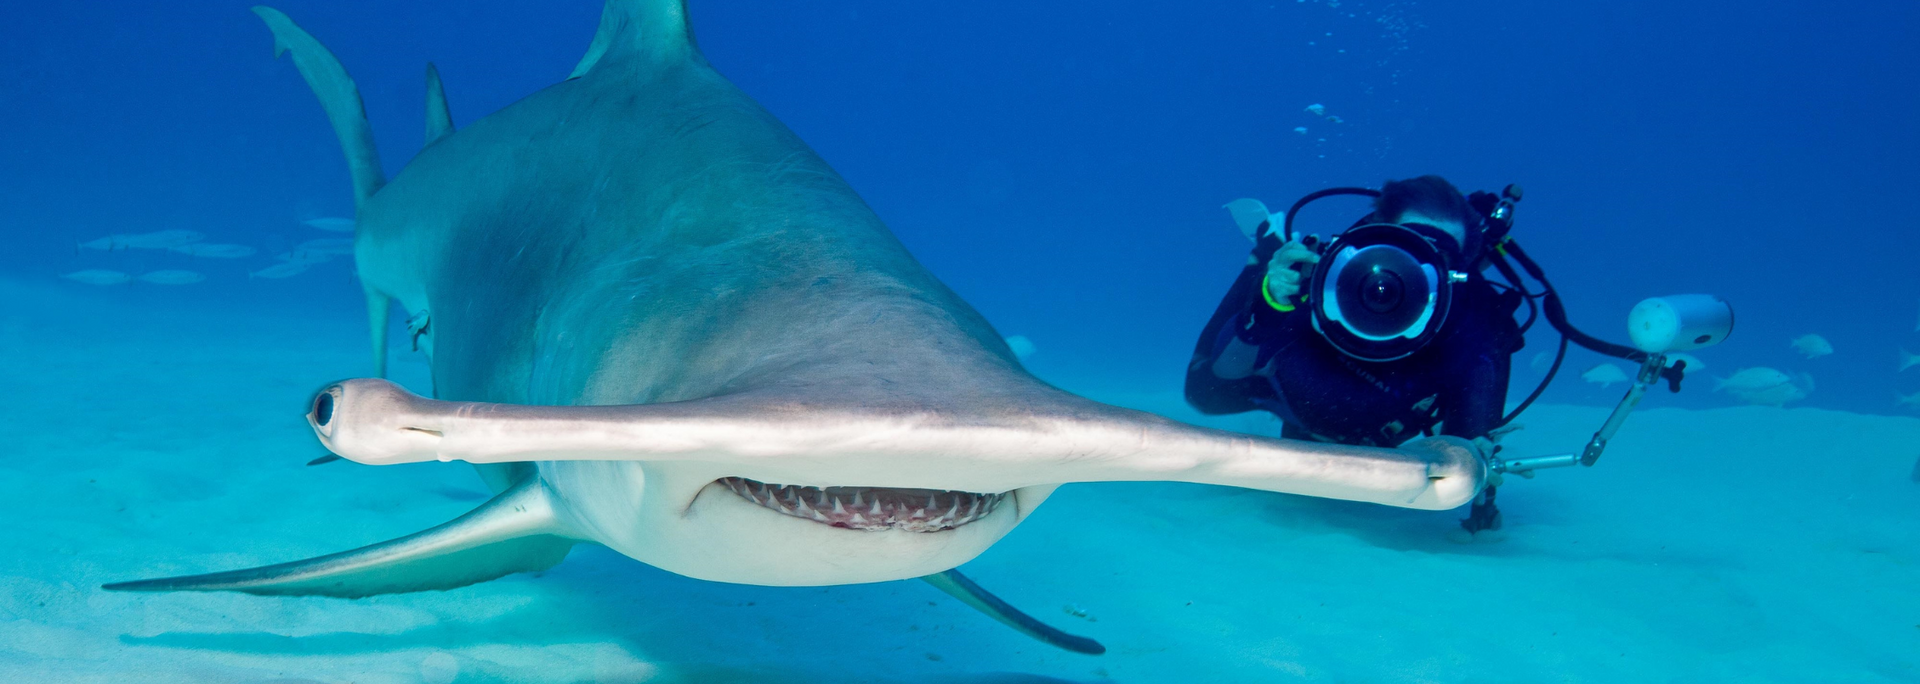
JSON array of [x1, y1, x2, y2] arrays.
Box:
[[2, 278, 1916, 684]]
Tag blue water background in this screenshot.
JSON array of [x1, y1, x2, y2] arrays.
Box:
[[2, 0, 1916, 413]]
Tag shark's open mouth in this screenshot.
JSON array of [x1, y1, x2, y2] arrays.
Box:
[[717, 477, 1007, 532]]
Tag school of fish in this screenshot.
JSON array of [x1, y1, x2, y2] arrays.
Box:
[[61, 219, 355, 285]]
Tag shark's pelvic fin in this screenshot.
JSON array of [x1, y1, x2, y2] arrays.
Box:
[[252, 6, 385, 209], [569, 0, 696, 80], [423, 62, 454, 148], [923, 569, 1105, 655], [103, 478, 576, 598], [364, 285, 390, 378]]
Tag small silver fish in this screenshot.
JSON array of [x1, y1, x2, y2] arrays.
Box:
[[1664, 352, 1704, 376], [302, 217, 356, 232], [249, 262, 312, 279], [1788, 334, 1832, 359], [1732, 380, 1807, 407], [61, 269, 131, 285], [77, 230, 206, 250], [138, 270, 206, 285], [276, 251, 334, 266], [294, 238, 355, 255], [167, 243, 257, 259], [1715, 367, 1792, 393], [1581, 363, 1628, 388]]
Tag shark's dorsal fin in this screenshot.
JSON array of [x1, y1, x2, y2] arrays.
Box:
[[252, 8, 395, 377], [423, 62, 454, 148], [103, 478, 576, 598], [252, 6, 385, 210], [569, 0, 697, 80]]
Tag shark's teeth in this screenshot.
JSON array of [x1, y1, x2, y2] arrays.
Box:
[[717, 477, 1006, 533]]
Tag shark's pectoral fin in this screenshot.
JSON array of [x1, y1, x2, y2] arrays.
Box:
[[252, 6, 384, 209], [923, 570, 1105, 655], [103, 478, 576, 598]]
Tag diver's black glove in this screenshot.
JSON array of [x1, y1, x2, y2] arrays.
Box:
[[1251, 221, 1286, 266]]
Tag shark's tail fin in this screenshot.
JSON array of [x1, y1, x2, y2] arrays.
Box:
[[252, 7, 385, 209], [569, 0, 698, 79], [104, 478, 576, 597]]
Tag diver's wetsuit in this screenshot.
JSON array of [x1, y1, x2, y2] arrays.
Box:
[[1184, 221, 1524, 528]]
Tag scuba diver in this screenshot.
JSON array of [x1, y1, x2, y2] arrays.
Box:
[[1186, 176, 1520, 534], [1186, 175, 1711, 536], [1187, 174, 1725, 536]]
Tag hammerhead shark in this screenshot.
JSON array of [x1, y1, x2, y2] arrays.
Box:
[[106, 1, 1487, 654]]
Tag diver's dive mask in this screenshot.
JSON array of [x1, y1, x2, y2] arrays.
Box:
[[1279, 186, 1511, 362]]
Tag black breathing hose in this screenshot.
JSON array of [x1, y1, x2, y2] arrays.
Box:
[[1281, 187, 1379, 242], [1498, 239, 1686, 386], [1499, 335, 1568, 428]]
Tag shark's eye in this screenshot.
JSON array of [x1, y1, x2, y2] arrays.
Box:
[[312, 392, 335, 427]]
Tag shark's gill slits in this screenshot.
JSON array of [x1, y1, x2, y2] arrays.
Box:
[[718, 477, 1006, 532]]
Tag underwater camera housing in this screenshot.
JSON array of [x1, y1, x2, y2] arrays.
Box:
[[1307, 223, 1459, 362], [1279, 185, 1509, 362]]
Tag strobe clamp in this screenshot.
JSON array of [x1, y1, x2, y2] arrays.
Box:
[[1490, 352, 1668, 476]]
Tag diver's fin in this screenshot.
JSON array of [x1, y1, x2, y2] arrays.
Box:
[[922, 569, 1105, 655], [569, 0, 697, 80], [365, 286, 390, 378], [423, 62, 454, 147], [252, 6, 386, 209], [1222, 198, 1274, 243], [103, 478, 576, 598]]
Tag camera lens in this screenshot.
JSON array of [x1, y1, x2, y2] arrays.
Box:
[[1360, 268, 1404, 313], [1313, 223, 1455, 361]]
